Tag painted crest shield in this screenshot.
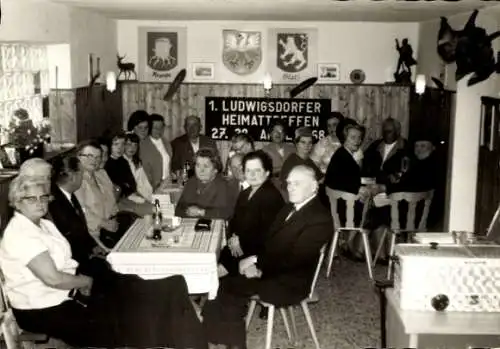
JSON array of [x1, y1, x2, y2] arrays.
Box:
[[147, 32, 178, 71], [223, 30, 262, 75], [277, 33, 308, 73]]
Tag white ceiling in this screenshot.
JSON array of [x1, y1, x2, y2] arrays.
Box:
[[47, 0, 500, 22]]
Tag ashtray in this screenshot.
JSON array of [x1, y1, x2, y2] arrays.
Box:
[[161, 225, 182, 233]]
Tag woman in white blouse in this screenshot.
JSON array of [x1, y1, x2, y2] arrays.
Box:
[[0, 171, 207, 348], [139, 113, 173, 190], [124, 132, 153, 201]]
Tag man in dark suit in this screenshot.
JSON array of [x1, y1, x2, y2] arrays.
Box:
[[48, 155, 109, 276], [171, 115, 218, 175], [203, 165, 333, 349], [363, 118, 411, 187]]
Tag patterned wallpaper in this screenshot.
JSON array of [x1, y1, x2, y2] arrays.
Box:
[[122, 82, 410, 162]]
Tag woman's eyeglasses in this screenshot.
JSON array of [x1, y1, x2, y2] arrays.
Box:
[[22, 194, 51, 204], [79, 153, 101, 160]]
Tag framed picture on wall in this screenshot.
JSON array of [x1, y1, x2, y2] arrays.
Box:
[[317, 63, 340, 82], [192, 63, 215, 80]]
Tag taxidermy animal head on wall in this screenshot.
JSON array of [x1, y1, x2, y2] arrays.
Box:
[[437, 10, 500, 86]]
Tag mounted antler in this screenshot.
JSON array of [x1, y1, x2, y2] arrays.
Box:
[[88, 54, 101, 87]]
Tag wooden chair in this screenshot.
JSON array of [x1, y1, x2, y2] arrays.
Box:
[[325, 188, 373, 280], [372, 190, 434, 279], [0, 269, 49, 349], [245, 245, 326, 349]]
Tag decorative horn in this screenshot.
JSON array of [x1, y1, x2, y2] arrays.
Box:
[[163, 69, 187, 101], [289, 77, 318, 98]]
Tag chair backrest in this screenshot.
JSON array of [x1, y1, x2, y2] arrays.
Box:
[[388, 190, 434, 231], [308, 244, 326, 299], [326, 188, 371, 229]]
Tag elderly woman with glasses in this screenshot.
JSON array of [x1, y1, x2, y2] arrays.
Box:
[[74, 140, 136, 248], [0, 166, 208, 349], [175, 148, 234, 219], [261, 120, 295, 177]]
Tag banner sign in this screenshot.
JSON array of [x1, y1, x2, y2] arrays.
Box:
[[205, 97, 331, 142], [138, 27, 187, 82], [268, 28, 318, 84]]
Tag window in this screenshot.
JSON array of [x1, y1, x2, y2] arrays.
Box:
[[0, 43, 50, 143]]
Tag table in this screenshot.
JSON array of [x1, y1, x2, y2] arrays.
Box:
[[107, 218, 225, 299], [386, 289, 500, 348], [155, 183, 183, 204]]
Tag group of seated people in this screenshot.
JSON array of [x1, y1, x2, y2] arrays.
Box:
[[0, 108, 440, 349]]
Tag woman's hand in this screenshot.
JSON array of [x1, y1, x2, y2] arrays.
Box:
[[357, 186, 371, 202], [228, 235, 244, 257], [186, 206, 205, 217], [101, 218, 118, 232], [78, 275, 93, 296]]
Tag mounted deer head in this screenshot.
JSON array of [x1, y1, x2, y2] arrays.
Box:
[[437, 10, 500, 86]]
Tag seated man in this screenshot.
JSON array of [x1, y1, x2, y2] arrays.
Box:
[[48, 155, 110, 276], [203, 165, 332, 349]]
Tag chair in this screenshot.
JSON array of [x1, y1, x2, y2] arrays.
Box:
[[0, 269, 49, 349], [325, 188, 373, 279], [372, 190, 434, 279], [245, 245, 326, 349]]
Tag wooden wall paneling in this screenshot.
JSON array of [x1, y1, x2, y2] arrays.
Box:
[[75, 85, 123, 142], [48, 89, 77, 144], [122, 83, 410, 164]]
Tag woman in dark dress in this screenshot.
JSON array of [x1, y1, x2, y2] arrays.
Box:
[[104, 132, 137, 198], [324, 123, 368, 258], [218, 151, 285, 277]]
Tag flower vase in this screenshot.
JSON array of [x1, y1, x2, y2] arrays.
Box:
[[17, 144, 45, 165]]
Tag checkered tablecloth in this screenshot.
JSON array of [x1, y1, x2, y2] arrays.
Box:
[[107, 218, 226, 299]]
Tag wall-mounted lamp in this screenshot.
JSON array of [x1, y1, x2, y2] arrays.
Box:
[[415, 74, 426, 95], [106, 71, 117, 92], [263, 73, 272, 97]]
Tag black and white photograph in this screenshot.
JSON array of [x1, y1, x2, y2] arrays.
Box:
[[318, 63, 340, 81]]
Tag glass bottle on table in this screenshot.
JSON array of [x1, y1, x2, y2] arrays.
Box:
[[152, 199, 163, 240], [181, 162, 191, 185]]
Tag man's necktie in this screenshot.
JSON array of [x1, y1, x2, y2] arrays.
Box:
[[285, 207, 296, 221], [71, 194, 84, 218]]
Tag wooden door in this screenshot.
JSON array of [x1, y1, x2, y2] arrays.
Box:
[[408, 87, 454, 230], [475, 97, 500, 235]]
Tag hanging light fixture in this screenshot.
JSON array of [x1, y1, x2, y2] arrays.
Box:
[[415, 74, 426, 95], [106, 71, 117, 92], [263, 73, 272, 97]]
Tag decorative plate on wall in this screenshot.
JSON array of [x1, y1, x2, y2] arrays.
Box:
[[350, 69, 366, 84]]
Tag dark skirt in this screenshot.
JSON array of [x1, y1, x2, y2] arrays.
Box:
[[13, 273, 207, 349]]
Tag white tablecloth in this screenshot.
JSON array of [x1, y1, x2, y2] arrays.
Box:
[[107, 218, 225, 299]]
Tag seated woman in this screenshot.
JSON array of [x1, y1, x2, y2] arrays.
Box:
[[218, 151, 285, 277], [75, 140, 137, 248], [105, 132, 137, 198], [310, 112, 343, 174], [175, 148, 234, 219], [324, 122, 369, 259], [139, 113, 173, 190], [324, 123, 366, 196], [0, 173, 207, 349], [261, 120, 295, 177], [127, 109, 150, 141], [225, 133, 255, 176], [124, 132, 154, 202], [279, 127, 322, 195]]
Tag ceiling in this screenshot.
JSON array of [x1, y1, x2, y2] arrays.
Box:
[[47, 0, 500, 22]]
